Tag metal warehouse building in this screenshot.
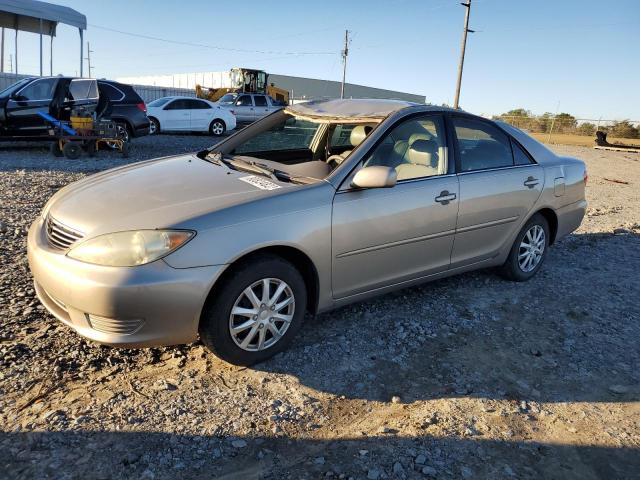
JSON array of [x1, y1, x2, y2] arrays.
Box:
[[116, 71, 426, 103]]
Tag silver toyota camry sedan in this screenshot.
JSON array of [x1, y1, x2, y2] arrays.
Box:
[[28, 99, 587, 365]]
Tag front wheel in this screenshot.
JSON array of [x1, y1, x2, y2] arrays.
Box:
[[209, 119, 226, 136], [199, 255, 306, 366], [149, 117, 160, 135], [500, 213, 550, 281]]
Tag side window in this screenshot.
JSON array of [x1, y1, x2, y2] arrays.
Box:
[[254, 96, 268, 107], [511, 139, 535, 166], [453, 118, 514, 172], [165, 100, 188, 110], [98, 83, 125, 101], [186, 99, 211, 109], [363, 115, 447, 181], [68, 79, 98, 100], [236, 95, 253, 106], [17, 78, 57, 101]]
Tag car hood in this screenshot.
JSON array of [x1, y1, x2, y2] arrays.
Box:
[[47, 154, 292, 236]]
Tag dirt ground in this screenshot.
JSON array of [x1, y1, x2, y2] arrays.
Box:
[[0, 138, 638, 479]]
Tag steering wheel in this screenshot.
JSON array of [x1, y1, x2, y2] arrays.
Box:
[[327, 154, 345, 169]]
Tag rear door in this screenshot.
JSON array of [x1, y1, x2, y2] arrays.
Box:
[[161, 99, 190, 130], [233, 94, 254, 122], [5, 77, 58, 134], [253, 95, 271, 119], [186, 99, 213, 131], [450, 115, 544, 267]]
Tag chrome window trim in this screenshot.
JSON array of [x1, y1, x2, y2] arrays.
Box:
[[336, 172, 458, 194], [457, 163, 538, 176]]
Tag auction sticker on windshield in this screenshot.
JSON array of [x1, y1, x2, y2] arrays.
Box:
[[238, 175, 282, 190]]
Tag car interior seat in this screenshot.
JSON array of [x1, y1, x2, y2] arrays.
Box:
[[395, 139, 441, 180]]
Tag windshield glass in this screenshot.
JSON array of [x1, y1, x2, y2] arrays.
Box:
[[218, 93, 237, 104], [0, 78, 32, 98], [148, 97, 171, 107], [234, 115, 320, 155]]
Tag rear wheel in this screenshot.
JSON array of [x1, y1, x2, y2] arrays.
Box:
[[209, 119, 226, 136], [62, 141, 82, 160], [149, 117, 160, 135], [199, 255, 306, 366], [106, 122, 130, 149], [500, 213, 549, 281]]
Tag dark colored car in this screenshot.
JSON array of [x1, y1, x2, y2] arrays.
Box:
[[0, 76, 150, 141]]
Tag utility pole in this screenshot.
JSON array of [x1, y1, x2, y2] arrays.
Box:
[[8, 54, 12, 74], [84, 41, 93, 78], [453, 0, 474, 109], [340, 30, 350, 99], [1, 28, 4, 73]]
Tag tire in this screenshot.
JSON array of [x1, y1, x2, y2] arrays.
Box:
[[209, 119, 226, 136], [499, 213, 550, 282], [50, 141, 63, 158], [62, 141, 82, 160], [106, 122, 130, 150], [199, 255, 307, 366], [121, 141, 130, 158], [149, 117, 160, 135]]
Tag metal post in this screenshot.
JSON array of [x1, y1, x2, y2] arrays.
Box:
[[546, 100, 560, 143], [453, 0, 473, 109], [79, 29, 83, 77], [85, 41, 92, 78], [39, 19, 43, 76], [14, 28, 17, 75], [340, 30, 349, 99], [1, 28, 4, 73], [50, 34, 53, 75]]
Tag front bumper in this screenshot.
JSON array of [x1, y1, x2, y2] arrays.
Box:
[[27, 217, 224, 347]]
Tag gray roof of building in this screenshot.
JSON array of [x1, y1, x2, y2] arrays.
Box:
[[0, 0, 87, 34]]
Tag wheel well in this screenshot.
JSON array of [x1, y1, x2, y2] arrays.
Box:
[[203, 246, 319, 316], [536, 208, 558, 244]]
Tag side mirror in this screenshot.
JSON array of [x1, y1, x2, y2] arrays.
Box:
[[351, 166, 397, 189]]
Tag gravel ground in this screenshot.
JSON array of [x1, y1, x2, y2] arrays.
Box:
[[0, 136, 639, 479]]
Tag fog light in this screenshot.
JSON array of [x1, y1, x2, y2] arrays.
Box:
[[86, 314, 144, 335]]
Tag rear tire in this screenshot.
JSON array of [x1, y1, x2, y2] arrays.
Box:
[[149, 117, 160, 135], [499, 213, 550, 282], [199, 255, 306, 366], [62, 141, 82, 160], [209, 119, 226, 136]]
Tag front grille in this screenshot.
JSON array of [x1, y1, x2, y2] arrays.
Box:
[[46, 216, 84, 250], [87, 314, 145, 335]]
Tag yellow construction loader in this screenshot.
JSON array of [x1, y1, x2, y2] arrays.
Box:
[[195, 68, 289, 104]]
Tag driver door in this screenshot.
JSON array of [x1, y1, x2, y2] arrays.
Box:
[[5, 77, 58, 134], [331, 114, 459, 299], [233, 95, 255, 122], [162, 99, 190, 130]]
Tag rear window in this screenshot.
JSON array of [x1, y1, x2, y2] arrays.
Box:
[[98, 82, 125, 102]]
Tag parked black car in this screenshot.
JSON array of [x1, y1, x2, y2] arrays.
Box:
[[0, 76, 150, 141]]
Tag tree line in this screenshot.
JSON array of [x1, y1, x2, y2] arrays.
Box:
[[493, 109, 639, 139]]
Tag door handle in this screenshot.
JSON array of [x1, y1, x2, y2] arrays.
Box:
[[435, 190, 457, 205], [524, 176, 539, 188]]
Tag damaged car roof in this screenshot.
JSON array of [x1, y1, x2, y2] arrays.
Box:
[[285, 98, 421, 123]]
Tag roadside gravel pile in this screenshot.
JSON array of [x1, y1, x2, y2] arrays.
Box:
[[1, 139, 638, 479]]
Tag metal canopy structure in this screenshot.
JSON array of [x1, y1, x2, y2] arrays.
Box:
[[0, 0, 87, 76]]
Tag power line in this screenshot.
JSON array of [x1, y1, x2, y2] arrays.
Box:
[[88, 24, 335, 56]]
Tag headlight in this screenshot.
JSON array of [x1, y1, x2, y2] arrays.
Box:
[[67, 230, 194, 267]]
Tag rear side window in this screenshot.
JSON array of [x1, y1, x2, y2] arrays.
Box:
[[254, 96, 268, 106], [453, 117, 514, 172], [98, 83, 125, 102], [511, 139, 535, 165], [186, 99, 211, 109]]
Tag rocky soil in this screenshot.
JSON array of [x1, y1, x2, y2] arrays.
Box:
[[0, 138, 638, 479]]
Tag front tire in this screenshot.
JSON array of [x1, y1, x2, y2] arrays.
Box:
[[500, 213, 550, 281], [209, 119, 226, 136], [199, 255, 306, 366], [149, 117, 160, 135]]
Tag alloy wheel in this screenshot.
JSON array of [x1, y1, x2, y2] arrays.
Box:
[[229, 278, 295, 352], [211, 121, 224, 136], [518, 225, 545, 272]]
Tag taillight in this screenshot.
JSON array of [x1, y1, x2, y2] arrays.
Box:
[[583, 170, 588, 185], [136, 102, 147, 113]]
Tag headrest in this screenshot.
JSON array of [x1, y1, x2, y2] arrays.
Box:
[[350, 125, 372, 147], [407, 139, 438, 166]]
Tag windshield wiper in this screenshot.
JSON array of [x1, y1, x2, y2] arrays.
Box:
[[204, 151, 235, 172]]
